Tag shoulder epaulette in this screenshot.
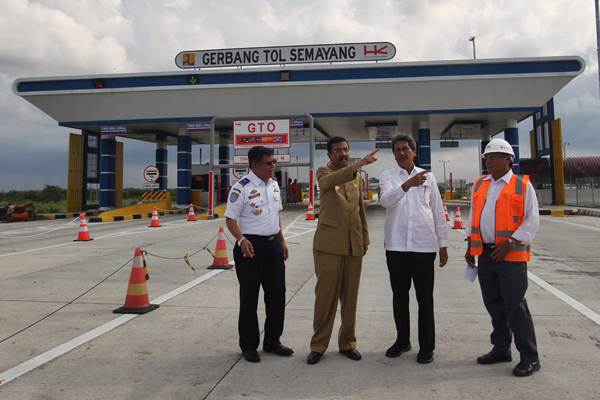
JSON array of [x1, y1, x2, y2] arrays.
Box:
[[239, 177, 250, 186]]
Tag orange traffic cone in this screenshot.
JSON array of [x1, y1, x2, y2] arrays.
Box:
[[148, 207, 161, 227], [74, 214, 93, 241], [113, 247, 159, 314], [452, 206, 464, 229], [305, 202, 315, 221], [207, 226, 233, 270], [444, 204, 450, 222], [187, 204, 198, 222]]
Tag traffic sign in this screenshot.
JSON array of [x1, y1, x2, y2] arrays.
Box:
[[233, 119, 290, 149], [143, 166, 160, 183]]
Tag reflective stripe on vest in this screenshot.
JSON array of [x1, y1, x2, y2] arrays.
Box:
[[469, 174, 531, 262]]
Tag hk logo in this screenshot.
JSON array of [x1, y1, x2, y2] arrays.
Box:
[[363, 44, 389, 57]]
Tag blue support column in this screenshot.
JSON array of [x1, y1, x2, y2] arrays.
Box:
[[99, 137, 116, 210], [156, 134, 168, 191], [177, 131, 192, 206], [417, 125, 431, 170], [504, 120, 520, 174]]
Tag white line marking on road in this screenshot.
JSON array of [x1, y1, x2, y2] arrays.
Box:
[[0, 269, 225, 387], [541, 216, 600, 232], [528, 271, 600, 326], [0, 218, 223, 258], [0, 212, 307, 386]]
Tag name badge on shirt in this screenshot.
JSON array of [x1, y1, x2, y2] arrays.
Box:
[[248, 189, 260, 200], [252, 207, 262, 215]]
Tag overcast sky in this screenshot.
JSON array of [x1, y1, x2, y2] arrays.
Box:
[[1, 0, 599, 190]]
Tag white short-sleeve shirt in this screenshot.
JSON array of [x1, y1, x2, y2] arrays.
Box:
[[224, 171, 283, 236]]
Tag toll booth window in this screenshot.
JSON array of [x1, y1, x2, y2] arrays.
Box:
[[87, 135, 98, 149], [87, 154, 98, 179]]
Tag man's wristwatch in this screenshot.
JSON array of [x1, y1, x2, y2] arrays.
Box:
[[237, 237, 247, 247]]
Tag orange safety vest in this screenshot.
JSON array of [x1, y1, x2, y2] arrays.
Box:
[[469, 174, 531, 262]]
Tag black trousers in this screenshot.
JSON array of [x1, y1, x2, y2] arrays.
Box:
[[385, 251, 436, 353], [233, 235, 286, 352], [478, 249, 538, 362]]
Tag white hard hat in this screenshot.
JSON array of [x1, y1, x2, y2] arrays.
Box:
[[482, 138, 515, 158]]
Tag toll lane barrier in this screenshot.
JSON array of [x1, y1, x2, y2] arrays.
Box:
[[38, 211, 99, 220], [88, 203, 227, 223]]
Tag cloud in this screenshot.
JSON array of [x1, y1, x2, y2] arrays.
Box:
[[0, 0, 598, 191]]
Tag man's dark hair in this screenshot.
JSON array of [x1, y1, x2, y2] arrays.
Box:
[[391, 134, 417, 151], [247, 146, 274, 168], [327, 136, 349, 154]]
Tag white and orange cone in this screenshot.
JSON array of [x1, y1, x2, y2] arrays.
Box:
[[74, 214, 93, 241], [452, 206, 464, 229], [113, 247, 159, 314], [148, 207, 161, 228], [444, 204, 450, 222], [207, 226, 233, 270], [305, 202, 315, 221], [187, 204, 198, 222]]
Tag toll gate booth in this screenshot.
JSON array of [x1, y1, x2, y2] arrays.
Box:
[[12, 42, 585, 211]]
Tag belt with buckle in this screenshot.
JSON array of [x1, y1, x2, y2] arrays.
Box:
[[482, 243, 495, 251], [244, 234, 278, 241]]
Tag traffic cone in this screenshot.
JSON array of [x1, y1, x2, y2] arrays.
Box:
[[187, 204, 197, 222], [207, 226, 233, 270], [452, 206, 465, 229], [305, 202, 315, 221], [148, 207, 161, 227], [444, 204, 450, 222], [74, 214, 93, 241], [113, 247, 159, 314]]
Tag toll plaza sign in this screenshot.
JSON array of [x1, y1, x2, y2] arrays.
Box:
[[233, 119, 290, 149], [175, 42, 395, 69]]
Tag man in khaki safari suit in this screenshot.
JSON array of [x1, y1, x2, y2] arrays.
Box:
[[306, 136, 378, 365]]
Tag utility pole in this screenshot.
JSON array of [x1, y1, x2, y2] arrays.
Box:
[[469, 36, 477, 59], [439, 159, 450, 185], [595, 0, 600, 97]]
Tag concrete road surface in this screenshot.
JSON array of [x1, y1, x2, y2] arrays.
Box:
[[0, 206, 599, 399]]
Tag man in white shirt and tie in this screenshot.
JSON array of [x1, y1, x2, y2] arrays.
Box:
[[379, 134, 448, 364]]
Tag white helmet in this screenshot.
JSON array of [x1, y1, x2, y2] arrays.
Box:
[[482, 138, 515, 158]]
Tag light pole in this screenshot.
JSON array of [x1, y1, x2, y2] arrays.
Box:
[[469, 36, 477, 59], [439, 159, 450, 185], [595, 0, 600, 97]]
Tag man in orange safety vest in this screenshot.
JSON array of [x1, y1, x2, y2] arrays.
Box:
[[465, 138, 541, 377]]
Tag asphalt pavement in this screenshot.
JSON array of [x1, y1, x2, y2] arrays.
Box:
[[0, 206, 599, 399]]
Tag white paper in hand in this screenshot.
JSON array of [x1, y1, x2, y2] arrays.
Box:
[[464, 264, 478, 282]]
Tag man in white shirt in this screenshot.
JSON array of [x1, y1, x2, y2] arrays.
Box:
[[379, 134, 448, 364], [225, 146, 292, 363], [465, 138, 541, 377]]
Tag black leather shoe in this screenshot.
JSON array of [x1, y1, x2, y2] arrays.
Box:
[[263, 342, 294, 356], [385, 342, 412, 358], [339, 348, 362, 361], [307, 351, 323, 365], [477, 348, 512, 365], [417, 351, 434, 364], [512, 360, 541, 377], [242, 350, 260, 363]]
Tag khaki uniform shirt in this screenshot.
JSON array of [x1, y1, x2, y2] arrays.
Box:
[[313, 163, 369, 256]]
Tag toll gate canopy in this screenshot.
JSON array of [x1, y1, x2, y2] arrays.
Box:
[[12, 55, 585, 209]]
